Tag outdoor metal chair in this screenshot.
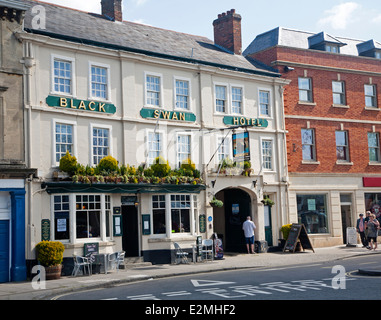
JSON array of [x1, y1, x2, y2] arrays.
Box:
[[116, 251, 126, 271], [72, 255, 92, 276], [174, 242, 189, 264], [201, 239, 214, 262]]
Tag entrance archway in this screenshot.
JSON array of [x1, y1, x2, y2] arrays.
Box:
[[213, 188, 254, 253]]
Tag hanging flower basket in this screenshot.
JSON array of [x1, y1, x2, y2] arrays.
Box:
[[210, 197, 223, 208]]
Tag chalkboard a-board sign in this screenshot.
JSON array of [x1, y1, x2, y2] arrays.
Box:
[[283, 224, 314, 253], [84, 243, 99, 256]]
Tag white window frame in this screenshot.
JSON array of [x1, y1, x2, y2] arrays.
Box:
[[176, 132, 192, 168], [88, 61, 111, 102], [214, 82, 228, 114], [216, 134, 232, 166], [258, 88, 272, 117], [365, 84, 377, 108], [332, 81, 346, 106], [51, 54, 76, 97], [298, 77, 313, 103], [89, 123, 113, 166], [335, 130, 350, 162], [146, 129, 167, 165], [230, 85, 244, 115], [174, 76, 191, 111], [144, 71, 164, 108], [260, 137, 275, 171], [301, 128, 316, 161], [368, 132, 380, 163], [52, 118, 77, 167]]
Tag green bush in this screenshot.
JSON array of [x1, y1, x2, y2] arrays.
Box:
[[280, 224, 292, 240], [97, 156, 118, 174], [59, 150, 77, 174], [181, 158, 196, 171], [36, 241, 65, 267], [151, 157, 171, 177]]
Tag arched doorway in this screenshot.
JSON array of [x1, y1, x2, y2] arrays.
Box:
[[213, 188, 253, 253]]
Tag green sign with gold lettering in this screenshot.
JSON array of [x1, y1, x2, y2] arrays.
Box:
[[46, 96, 116, 114], [140, 107, 196, 122], [223, 116, 268, 128]]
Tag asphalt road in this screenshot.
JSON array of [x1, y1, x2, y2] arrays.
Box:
[[54, 254, 381, 301]]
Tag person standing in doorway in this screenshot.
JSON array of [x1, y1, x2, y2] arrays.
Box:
[[242, 216, 256, 254], [356, 213, 368, 248], [365, 214, 380, 251]]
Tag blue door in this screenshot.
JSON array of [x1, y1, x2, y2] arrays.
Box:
[[0, 221, 10, 283]]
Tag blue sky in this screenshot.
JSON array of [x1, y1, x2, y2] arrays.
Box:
[[40, 0, 381, 49]]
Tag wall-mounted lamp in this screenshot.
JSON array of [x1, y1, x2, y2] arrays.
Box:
[[252, 180, 257, 188], [284, 66, 295, 72], [211, 180, 216, 188]]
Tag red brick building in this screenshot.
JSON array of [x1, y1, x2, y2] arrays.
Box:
[[245, 28, 381, 246]]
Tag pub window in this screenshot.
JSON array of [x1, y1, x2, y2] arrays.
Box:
[[55, 122, 74, 164], [147, 131, 164, 165], [259, 90, 270, 116], [92, 127, 110, 165], [177, 134, 191, 167], [217, 135, 231, 163], [76, 195, 101, 239], [146, 74, 161, 107], [53, 58, 73, 94], [90, 64, 109, 100], [231, 87, 243, 114], [152, 195, 166, 235], [261, 139, 273, 170], [54, 195, 70, 241], [171, 195, 191, 233], [215, 85, 227, 113], [297, 194, 329, 234], [175, 79, 190, 110]]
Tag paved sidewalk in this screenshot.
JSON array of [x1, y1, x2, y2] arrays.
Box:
[[0, 245, 380, 300]]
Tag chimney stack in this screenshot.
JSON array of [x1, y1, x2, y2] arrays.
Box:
[[213, 9, 242, 55], [101, 0, 123, 22]]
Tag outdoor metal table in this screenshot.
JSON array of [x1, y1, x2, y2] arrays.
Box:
[[88, 253, 109, 274]]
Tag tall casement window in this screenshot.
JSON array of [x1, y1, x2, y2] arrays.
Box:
[[301, 129, 316, 161], [53, 195, 70, 241], [177, 134, 191, 167], [53, 58, 73, 95], [215, 85, 227, 113], [217, 136, 231, 163], [55, 122, 74, 163], [147, 131, 163, 165], [261, 139, 273, 170], [365, 84, 377, 108], [152, 195, 166, 235], [259, 90, 270, 116], [332, 81, 346, 105], [368, 132, 380, 162], [92, 127, 110, 165], [146, 74, 161, 107], [335, 130, 349, 161], [231, 87, 243, 114], [171, 195, 191, 233], [298, 78, 313, 102], [90, 65, 108, 100], [175, 79, 190, 110]]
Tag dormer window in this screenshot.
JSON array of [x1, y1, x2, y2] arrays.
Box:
[[357, 40, 381, 59], [326, 45, 339, 53], [375, 52, 381, 59]]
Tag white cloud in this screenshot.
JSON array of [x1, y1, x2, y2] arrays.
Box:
[[318, 2, 360, 30], [135, 0, 149, 6]]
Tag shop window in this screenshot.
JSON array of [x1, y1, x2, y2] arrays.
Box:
[[297, 194, 329, 234], [171, 195, 191, 233], [152, 195, 166, 234], [365, 193, 381, 219], [54, 195, 70, 241]]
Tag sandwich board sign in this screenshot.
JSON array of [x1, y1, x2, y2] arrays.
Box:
[[283, 224, 314, 253]]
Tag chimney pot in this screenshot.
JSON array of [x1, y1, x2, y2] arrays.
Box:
[[213, 9, 242, 55]]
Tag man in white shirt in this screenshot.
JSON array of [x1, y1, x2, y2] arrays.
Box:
[[242, 216, 256, 254]]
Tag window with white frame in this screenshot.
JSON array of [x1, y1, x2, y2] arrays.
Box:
[[53, 58, 73, 95], [177, 134, 191, 167], [332, 81, 346, 105], [301, 129, 316, 161], [335, 130, 350, 161], [262, 139, 273, 170], [217, 136, 231, 163], [53, 195, 70, 241], [152, 195, 166, 235], [368, 132, 380, 162], [171, 195, 191, 233], [55, 122, 74, 163], [298, 78, 313, 102], [326, 45, 339, 53], [175, 79, 190, 110], [148, 131, 163, 165], [215, 85, 227, 113], [231, 87, 243, 114], [365, 84, 377, 108], [259, 90, 270, 116], [92, 127, 110, 165], [146, 74, 161, 107], [90, 65, 108, 100]]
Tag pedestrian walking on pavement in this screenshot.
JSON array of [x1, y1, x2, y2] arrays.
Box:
[[356, 213, 368, 248], [242, 216, 256, 254], [365, 214, 380, 251]]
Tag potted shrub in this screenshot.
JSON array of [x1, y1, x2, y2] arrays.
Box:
[[59, 150, 78, 175], [35, 241, 65, 280], [210, 197, 223, 208]]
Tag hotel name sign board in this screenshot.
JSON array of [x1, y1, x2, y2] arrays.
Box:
[[46, 96, 117, 114], [223, 116, 268, 128], [140, 107, 196, 122]]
